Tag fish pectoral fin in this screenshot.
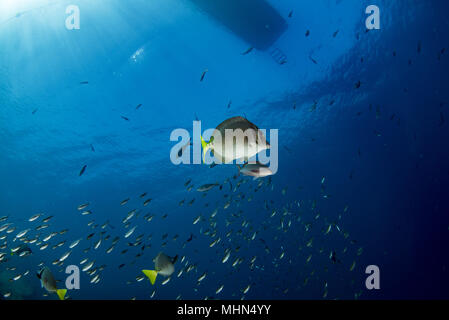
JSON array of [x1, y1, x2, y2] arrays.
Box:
[[142, 270, 158, 285], [56, 289, 67, 300]]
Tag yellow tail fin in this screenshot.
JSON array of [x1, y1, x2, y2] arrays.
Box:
[[200, 135, 210, 163], [56, 289, 67, 300], [142, 270, 158, 285]]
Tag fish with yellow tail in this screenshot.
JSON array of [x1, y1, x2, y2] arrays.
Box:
[[142, 252, 178, 285], [200, 116, 270, 164], [37, 266, 67, 300]]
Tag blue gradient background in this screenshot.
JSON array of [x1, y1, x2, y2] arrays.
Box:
[[0, 0, 448, 299]]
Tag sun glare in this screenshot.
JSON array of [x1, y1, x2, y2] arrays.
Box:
[[0, 0, 48, 20]]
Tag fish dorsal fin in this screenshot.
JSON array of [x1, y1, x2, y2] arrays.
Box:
[[216, 116, 249, 131]]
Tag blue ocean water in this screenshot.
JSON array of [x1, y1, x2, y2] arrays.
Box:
[[0, 0, 448, 300]]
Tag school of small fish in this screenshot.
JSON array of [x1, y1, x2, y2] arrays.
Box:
[[0, 158, 367, 300]]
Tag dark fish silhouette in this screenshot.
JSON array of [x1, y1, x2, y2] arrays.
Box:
[[200, 69, 208, 82], [136, 104, 142, 110], [80, 81, 88, 85], [330, 251, 341, 264], [241, 47, 254, 55], [177, 140, 192, 158], [79, 165, 87, 176], [186, 234, 194, 242], [121, 116, 129, 121]]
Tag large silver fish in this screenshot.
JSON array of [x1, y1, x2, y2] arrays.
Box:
[[37, 266, 67, 300], [142, 252, 178, 285], [201, 116, 270, 164]]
